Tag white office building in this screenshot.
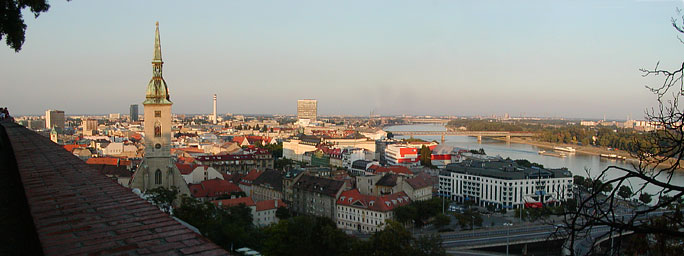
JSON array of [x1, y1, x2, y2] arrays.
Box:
[[438, 159, 573, 209]]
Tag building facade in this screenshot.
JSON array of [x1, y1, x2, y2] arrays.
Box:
[[297, 99, 317, 122], [194, 150, 274, 175], [336, 189, 410, 233], [45, 109, 65, 129], [130, 104, 139, 122], [384, 144, 419, 167], [290, 175, 345, 220], [438, 160, 573, 209], [82, 119, 98, 136]]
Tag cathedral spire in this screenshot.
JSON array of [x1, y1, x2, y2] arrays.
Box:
[[144, 22, 171, 105], [153, 21, 162, 63]]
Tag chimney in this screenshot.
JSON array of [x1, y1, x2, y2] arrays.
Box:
[[213, 94, 217, 124], [275, 200, 278, 208]]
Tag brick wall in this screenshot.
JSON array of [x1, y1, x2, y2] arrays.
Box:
[[0, 122, 228, 255]]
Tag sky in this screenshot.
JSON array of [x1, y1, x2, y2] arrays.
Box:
[[2, 0, 684, 119]]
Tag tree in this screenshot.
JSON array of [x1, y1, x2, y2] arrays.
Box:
[[639, 193, 653, 205], [432, 213, 451, 229], [412, 234, 447, 256], [366, 220, 415, 256], [1, 0, 55, 52], [419, 145, 432, 166], [618, 185, 633, 200], [386, 131, 394, 139], [275, 206, 290, 220], [144, 186, 178, 213], [560, 11, 684, 255], [262, 216, 352, 256]]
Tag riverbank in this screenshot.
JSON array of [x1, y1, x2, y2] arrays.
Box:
[[496, 137, 683, 171]]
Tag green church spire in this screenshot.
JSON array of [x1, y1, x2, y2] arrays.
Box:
[[144, 21, 172, 105]]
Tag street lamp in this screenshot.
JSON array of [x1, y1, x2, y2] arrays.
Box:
[[471, 215, 475, 234], [503, 222, 514, 256]]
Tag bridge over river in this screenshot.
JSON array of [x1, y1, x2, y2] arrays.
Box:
[[387, 130, 537, 142]]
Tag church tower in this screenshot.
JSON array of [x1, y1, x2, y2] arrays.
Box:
[[130, 22, 190, 196]]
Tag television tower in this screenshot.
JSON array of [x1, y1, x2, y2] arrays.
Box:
[[213, 94, 217, 124]]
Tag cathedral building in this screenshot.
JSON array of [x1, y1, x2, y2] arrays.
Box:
[[130, 22, 190, 196]]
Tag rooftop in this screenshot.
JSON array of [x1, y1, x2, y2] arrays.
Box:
[[443, 159, 573, 180], [0, 122, 226, 255]]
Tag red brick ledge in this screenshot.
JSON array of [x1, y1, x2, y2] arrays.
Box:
[[0, 122, 228, 256]]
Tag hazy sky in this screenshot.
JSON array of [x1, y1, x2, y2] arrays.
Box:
[[2, 0, 684, 119]]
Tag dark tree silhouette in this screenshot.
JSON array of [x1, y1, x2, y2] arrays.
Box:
[[559, 10, 684, 255], [0, 0, 62, 52]]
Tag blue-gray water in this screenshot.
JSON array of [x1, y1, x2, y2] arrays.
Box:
[[384, 124, 684, 194]]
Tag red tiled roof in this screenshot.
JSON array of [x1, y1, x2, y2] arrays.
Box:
[[189, 178, 242, 198], [212, 197, 255, 208], [178, 156, 195, 164], [85, 157, 130, 166], [175, 163, 197, 175], [337, 189, 411, 212], [63, 144, 87, 152], [129, 133, 142, 141], [240, 169, 263, 184], [0, 122, 227, 255], [256, 199, 287, 211], [369, 165, 412, 176], [406, 172, 433, 189], [232, 136, 249, 145]]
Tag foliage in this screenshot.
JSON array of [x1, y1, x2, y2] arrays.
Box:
[[454, 209, 482, 230], [419, 145, 432, 167], [537, 126, 650, 153], [514, 159, 544, 169], [469, 148, 486, 155], [275, 206, 290, 220], [411, 234, 448, 256], [432, 213, 450, 229], [261, 216, 352, 256], [393, 197, 444, 227], [1, 0, 54, 52], [349, 220, 446, 256], [386, 132, 394, 139], [257, 142, 283, 159], [144, 186, 178, 213], [618, 185, 633, 200], [173, 196, 261, 251], [274, 157, 295, 171], [639, 193, 653, 205], [446, 119, 540, 131]]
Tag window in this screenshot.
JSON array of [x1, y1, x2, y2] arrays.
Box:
[[155, 111, 161, 117], [154, 122, 161, 137], [154, 169, 162, 185]]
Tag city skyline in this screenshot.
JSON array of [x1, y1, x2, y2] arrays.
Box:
[[2, 1, 684, 119]]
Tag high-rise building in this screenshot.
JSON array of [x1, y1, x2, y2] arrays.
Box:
[[297, 99, 317, 121], [82, 119, 98, 136], [130, 104, 139, 122], [129, 22, 190, 196], [45, 109, 65, 129], [109, 113, 121, 120], [212, 94, 217, 124]]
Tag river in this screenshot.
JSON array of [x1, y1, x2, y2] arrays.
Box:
[[384, 124, 684, 194]]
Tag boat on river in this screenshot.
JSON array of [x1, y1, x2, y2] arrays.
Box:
[[538, 150, 567, 158], [554, 146, 576, 153], [600, 154, 627, 160]]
